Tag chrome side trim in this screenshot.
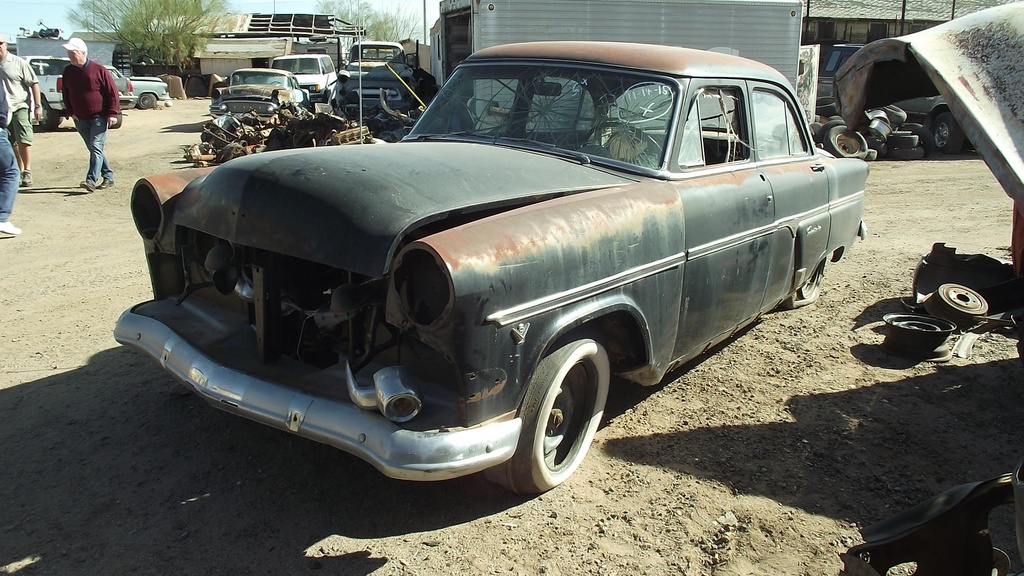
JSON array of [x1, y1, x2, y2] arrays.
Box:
[[486, 189, 865, 327], [486, 250, 688, 326], [114, 308, 521, 480]]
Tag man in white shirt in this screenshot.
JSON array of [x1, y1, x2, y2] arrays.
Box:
[[0, 34, 43, 188]]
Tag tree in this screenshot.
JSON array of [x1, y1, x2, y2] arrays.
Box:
[[316, 0, 422, 41], [68, 0, 230, 67]]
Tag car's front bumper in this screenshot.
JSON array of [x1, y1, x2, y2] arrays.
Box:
[[114, 301, 521, 481]]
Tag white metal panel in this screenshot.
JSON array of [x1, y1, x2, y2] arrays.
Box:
[[200, 58, 253, 77], [462, 0, 803, 84]]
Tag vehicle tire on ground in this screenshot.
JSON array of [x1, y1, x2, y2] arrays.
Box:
[[41, 102, 62, 131], [815, 119, 845, 144], [781, 260, 825, 310], [866, 136, 887, 159], [880, 104, 908, 127], [137, 93, 158, 110], [932, 112, 964, 154], [901, 123, 936, 157], [487, 338, 610, 494], [110, 113, 124, 130], [887, 146, 925, 161], [823, 124, 869, 159], [886, 131, 919, 149]]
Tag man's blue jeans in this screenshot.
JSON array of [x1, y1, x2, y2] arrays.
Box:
[[0, 127, 19, 222], [74, 116, 114, 186]]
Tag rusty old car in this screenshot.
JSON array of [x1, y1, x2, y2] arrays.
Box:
[[116, 41, 868, 493], [209, 68, 310, 119]]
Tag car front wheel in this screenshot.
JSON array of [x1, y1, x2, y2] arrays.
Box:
[[932, 112, 964, 154], [487, 338, 610, 494]]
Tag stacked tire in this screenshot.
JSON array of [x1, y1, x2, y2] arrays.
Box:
[[814, 118, 869, 160], [809, 114, 934, 162]]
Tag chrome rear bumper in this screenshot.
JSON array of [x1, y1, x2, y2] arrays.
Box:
[[114, 303, 521, 481]]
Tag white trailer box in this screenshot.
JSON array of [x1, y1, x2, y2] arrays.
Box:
[[438, 0, 803, 85]]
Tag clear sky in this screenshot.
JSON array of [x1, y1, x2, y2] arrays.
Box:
[[4, 0, 441, 49]]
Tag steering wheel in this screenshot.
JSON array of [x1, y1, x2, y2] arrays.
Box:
[[586, 121, 662, 168]]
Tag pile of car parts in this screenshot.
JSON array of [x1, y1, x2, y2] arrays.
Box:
[[811, 105, 932, 162], [184, 107, 378, 166], [882, 243, 1024, 362]]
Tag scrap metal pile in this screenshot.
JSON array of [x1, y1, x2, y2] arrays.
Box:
[[183, 104, 417, 166]]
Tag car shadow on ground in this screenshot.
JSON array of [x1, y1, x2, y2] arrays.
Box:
[[161, 120, 205, 134], [0, 346, 526, 574], [603, 354, 1024, 527]]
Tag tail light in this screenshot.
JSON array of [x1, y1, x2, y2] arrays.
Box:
[[57, 77, 63, 92], [127, 79, 134, 93]]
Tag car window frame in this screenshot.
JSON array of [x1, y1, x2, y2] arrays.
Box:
[[749, 84, 813, 161], [672, 79, 752, 172]]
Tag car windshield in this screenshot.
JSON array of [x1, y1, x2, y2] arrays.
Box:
[[30, 59, 68, 76], [272, 58, 321, 74], [350, 46, 402, 62], [231, 71, 289, 86], [410, 63, 677, 170]]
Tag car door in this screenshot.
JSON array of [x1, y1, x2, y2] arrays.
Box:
[[748, 82, 830, 308], [672, 81, 776, 359]]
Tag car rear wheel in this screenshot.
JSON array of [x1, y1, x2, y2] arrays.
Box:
[[41, 102, 62, 131], [781, 260, 825, 309], [137, 93, 158, 110], [487, 339, 610, 494]]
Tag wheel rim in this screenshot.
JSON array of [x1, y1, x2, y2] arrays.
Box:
[[543, 360, 594, 472], [798, 262, 824, 300], [835, 132, 861, 155], [934, 123, 949, 148]]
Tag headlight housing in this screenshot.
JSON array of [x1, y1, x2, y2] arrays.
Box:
[[390, 246, 453, 328]]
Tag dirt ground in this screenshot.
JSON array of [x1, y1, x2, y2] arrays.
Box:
[[1, 99, 1022, 576]]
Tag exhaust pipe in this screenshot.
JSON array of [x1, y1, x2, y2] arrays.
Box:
[[344, 361, 422, 423]]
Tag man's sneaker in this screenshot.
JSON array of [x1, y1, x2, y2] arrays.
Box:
[[20, 170, 32, 187], [97, 178, 115, 190], [80, 180, 97, 192], [0, 221, 22, 236]]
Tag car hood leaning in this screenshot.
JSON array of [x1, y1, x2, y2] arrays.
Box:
[[173, 142, 636, 277], [834, 3, 1024, 207]]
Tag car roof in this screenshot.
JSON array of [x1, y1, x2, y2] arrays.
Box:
[[467, 41, 787, 84], [273, 54, 328, 60], [351, 41, 403, 48], [232, 67, 295, 76]]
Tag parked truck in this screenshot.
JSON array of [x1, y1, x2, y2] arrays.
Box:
[[434, 0, 804, 85]]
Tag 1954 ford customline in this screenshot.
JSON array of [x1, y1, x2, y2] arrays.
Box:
[[116, 41, 868, 493]]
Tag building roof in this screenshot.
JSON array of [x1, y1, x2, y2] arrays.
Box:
[[194, 37, 292, 59], [210, 13, 361, 38], [802, 0, 1019, 21]]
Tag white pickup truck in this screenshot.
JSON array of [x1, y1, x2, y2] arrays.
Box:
[[25, 56, 127, 131]]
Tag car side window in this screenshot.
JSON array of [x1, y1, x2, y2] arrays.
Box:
[[751, 89, 809, 159], [692, 86, 749, 165]]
